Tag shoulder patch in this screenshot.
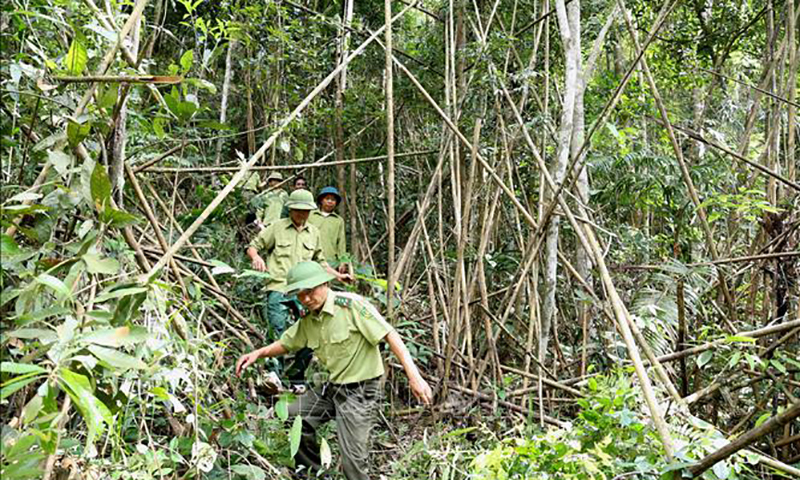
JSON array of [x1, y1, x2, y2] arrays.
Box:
[[334, 296, 352, 308]]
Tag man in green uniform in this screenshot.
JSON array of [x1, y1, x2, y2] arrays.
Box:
[[308, 186, 348, 272], [251, 172, 288, 229], [236, 261, 433, 480], [247, 189, 350, 366]]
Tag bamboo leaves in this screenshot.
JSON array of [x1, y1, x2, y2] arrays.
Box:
[[63, 38, 88, 75]]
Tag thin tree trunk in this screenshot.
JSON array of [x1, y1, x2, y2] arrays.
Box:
[[215, 39, 236, 165], [384, 0, 396, 323]]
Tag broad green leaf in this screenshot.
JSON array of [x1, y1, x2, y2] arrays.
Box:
[[153, 117, 166, 138], [94, 286, 148, 303], [1, 234, 21, 255], [275, 398, 289, 421], [290, 414, 303, 458], [7, 191, 42, 203], [98, 85, 118, 109], [35, 273, 70, 298], [101, 208, 141, 228], [712, 460, 730, 479], [82, 253, 120, 275], [48, 150, 73, 176], [81, 326, 150, 347], [696, 350, 713, 368], [320, 437, 332, 468], [58, 368, 113, 447], [63, 38, 88, 75], [180, 50, 194, 72], [22, 394, 43, 425], [210, 260, 234, 275], [66, 119, 92, 148], [1, 362, 47, 375], [87, 345, 147, 370], [231, 465, 265, 480], [1, 374, 45, 400], [6, 328, 58, 343], [770, 359, 787, 374], [90, 162, 112, 211]]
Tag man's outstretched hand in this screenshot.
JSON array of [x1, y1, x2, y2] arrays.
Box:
[[410, 375, 433, 406], [236, 351, 260, 376]]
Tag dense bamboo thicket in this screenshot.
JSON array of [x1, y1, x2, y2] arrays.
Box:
[[1, 0, 798, 478]]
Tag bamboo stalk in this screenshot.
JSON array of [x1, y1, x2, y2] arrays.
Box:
[[53, 75, 182, 84]]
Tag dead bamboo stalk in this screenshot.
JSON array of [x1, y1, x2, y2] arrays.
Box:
[[125, 163, 189, 297], [144, 2, 418, 281], [384, 0, 396, 325], [688, 402, 800, 477]]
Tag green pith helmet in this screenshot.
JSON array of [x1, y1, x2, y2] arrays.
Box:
[[285, 189, 317, 210], [283, 261, 335, 294], [266, 172, 283, 182]]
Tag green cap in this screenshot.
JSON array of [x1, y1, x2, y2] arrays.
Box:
[[266, 172, 283, 182], [285, 189, 317, 210], [283, 261, 335, 294]]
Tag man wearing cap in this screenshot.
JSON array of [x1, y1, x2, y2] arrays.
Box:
[[247, 189, 350, 359], [236, 261, 433, 480], [251, 172, 288, 229], [308, 186, 348, 272]]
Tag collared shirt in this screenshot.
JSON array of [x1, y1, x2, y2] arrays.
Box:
[[253, 189, 288, 226], [248, 218, 326, 291], [308, 210, 347, 262], [279, 291, 393, 384]]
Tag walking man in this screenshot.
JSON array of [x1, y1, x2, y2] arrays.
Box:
[[247, 189, 350, 377], [308, 186, 348, 272], [236, 261, 433, 479]]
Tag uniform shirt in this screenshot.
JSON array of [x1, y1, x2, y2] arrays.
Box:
[[279, 291, 394, 384], [253, 189, 288, 226], [248, 218, 327, 291], [308, 210, 347, 262]]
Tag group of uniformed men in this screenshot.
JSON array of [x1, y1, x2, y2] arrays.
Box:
[[235, 172, 432, 480]]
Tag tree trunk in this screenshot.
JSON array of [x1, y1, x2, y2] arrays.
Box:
[[215, 39, 236, 165]]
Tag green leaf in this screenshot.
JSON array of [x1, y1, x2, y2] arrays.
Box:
[[696, 350, 713, 368], [36, 273, 70, 298], [1, 234, 21, 256], [724, 335, 756, 344], [101, 208, 141, 228], [275, 398, 289, 421], [231, 465, 266, 480], [82, 253, 120, 275], [62, 38, 88, 75], [770, 359, 787, 374], [1, 362, 47, 375], [81, 326, 150, 347], [22, 394, 43, 425], [94, 286, 148, 303], [58, 368, 113, 448], [87, 345, 147, 370], [712, 460, 731, 479], [289, 415, 302, 458], [5, 328, 58, 343], [66, 119, 92, 148], [98, 85, 119, 109], [754, 412, 771, 427], [90, 162, 112, 211], [1, 374, 45, 399], [180, 50, 194, 72], [153, 117, 166, 138], [48, 150, 73, 176]]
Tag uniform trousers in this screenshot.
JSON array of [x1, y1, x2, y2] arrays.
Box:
[[265, 291, 311, 382], [287, 378, 380, 480]]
